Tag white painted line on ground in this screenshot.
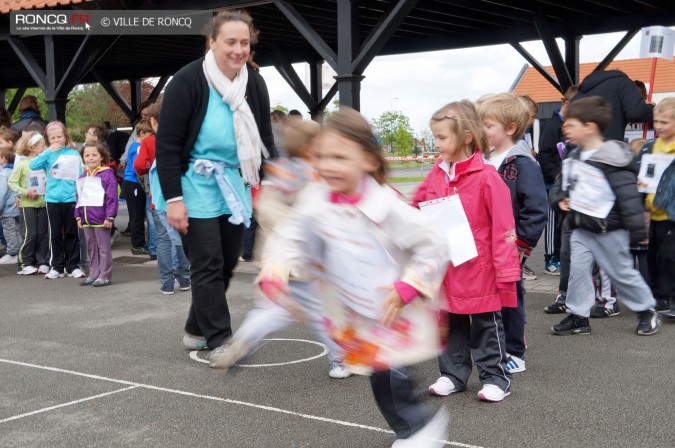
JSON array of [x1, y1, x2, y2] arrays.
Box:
[[0, 358, 484, 448], [0, 386, 138, 424], [189, 338, 329, 367]]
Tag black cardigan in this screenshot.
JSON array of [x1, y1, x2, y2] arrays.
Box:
[[155, 58, 277, 201]]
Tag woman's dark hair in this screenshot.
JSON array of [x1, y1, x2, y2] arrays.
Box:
[[323, 107, 388, 185], [210, 10, 259, 45], [83, 141, 111, 165]]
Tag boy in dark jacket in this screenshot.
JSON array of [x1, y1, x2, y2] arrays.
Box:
[[538, 86, 578, 276], [479, 93, 549, 373], [551, 97, 661, 336]]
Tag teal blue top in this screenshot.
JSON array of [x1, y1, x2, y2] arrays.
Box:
[[28, 147, 82, 203], [181, 87, 251, 219]]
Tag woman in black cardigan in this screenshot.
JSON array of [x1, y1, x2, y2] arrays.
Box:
[[156, 10, 276, 363]]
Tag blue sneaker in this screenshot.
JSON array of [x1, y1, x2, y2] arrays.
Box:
[[177, 279, 191, 291], [160, 282, 175, 295], [544, 258, 561, 276]]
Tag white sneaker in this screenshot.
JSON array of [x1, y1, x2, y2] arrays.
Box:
[[209, 338, 251, 370], [328, 362, 352, 379], [477, 384, 510, 402], [391, 406, 448, 448], [68, 268, 86, 278], [505, 355, 526, 373], [0, 254, 18, 264], [17, 266, 39, 275], [45, 269, 65, 279], [428, 376, 458, 396], [182, 333, 207, 350], [38, 265, 50, 274]]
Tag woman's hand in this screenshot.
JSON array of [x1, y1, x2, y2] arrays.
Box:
[[167, 200, 189, 234], [380, 286, 405, 327]]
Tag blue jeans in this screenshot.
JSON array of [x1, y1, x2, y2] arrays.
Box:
[[145, 194, 156, 256], [152, 209, 190, 286]]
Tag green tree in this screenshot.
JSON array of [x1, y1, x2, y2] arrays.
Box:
[[372, 110, 414, 155]]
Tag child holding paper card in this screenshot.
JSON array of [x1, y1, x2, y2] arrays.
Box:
[[259, 108, 449, 447], [75, 143, 118, 287], [8, 131, 50, 275], [636, 97, 675, 317], [413, 100, 521, 403], [29, 121, 84, 279]]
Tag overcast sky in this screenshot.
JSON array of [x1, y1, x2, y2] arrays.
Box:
[[258, 29, 672, 134]]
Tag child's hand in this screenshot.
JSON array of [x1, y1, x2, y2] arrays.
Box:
[[77, 220, 83, 229], [48, 143, 61, 152], [103, 220, 113, 229], [558, 198, 570, 212], [27, 189, 37, 199], [380, 286, 405, 327], [518, 250, 525, 263], [15, 197, 20, 209], [259, 277, 305, 322]]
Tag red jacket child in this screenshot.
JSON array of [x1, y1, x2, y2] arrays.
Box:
[[412, 152, 521, 314]]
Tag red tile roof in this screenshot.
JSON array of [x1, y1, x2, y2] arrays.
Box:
[[514, 57, 675, 102], [0, 0, 92, 13]]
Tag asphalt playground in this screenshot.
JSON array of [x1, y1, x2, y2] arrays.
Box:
[[0, 211, 673, 448]]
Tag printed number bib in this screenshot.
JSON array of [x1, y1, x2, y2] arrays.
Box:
[[76, 176, 105, 207]]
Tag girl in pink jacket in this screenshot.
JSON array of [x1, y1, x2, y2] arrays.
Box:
[[413, 100, 521, 403]]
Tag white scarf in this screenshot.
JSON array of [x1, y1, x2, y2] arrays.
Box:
[[203, 50, 269, 186]]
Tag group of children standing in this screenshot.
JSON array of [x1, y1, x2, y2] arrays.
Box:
[[0, 121, 119, 286]]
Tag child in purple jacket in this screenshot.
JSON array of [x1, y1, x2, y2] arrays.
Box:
[[75, 143, 119, 287]]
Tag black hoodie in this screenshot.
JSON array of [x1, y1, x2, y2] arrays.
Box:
[[573, 70, 653, 141]]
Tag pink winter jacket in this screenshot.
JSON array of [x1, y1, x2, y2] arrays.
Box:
[[412, 153, 521, 314]]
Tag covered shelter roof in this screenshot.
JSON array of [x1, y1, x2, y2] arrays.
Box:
[[2, 0, 675, 121]]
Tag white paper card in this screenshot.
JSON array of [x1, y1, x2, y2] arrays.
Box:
[[322, 223, 400, 320], [418, 195, 478, 266], [566, 159, 616, 219], [76, 176, 105, 207], [27, 170, 47, 196], [637, 153, 675, 194], [50, 155, 81, 180]]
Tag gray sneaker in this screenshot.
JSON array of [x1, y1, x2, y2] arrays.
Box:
[[92, 279, 111, 287], [183, 333, 207, 350]]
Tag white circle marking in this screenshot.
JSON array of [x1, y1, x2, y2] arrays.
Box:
[[189, 338, 328, 368]]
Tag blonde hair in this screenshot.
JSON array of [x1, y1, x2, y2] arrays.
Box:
[[474, 93, 495, 108], [44, 121, 75, 148], [16, 131, 43, 156], [323, 107, 388, 185], [518, 94, 539, 115], [430, 100, 489, 158], [478, 93, 530, 142], [654, 97, 675, 120], [283, 119, 320, 158]]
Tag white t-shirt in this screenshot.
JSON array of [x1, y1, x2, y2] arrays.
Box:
[[488, 150, 510, 170]]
